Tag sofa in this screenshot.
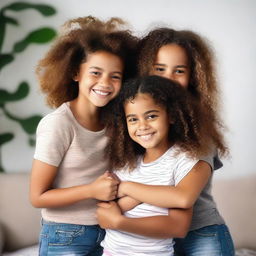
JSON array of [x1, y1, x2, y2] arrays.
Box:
[[0, 172, 256, 255]]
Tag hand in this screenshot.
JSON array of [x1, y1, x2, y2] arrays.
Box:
[[90, 172, 119, 201], [106, 171, 120, 182], [96, 201, 123, 229]]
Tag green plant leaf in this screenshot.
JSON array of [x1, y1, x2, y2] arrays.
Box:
[[4, 2, 56, 16], [13, 27, 57, 53], [19, 115, 42, 134], [0, 14, 6, 52], [0, 54, 14, 70], [0, 81, 29, 103], [4, 16, 19, 26], [28, 137, 36, 147], [0, 132, 14, 146]]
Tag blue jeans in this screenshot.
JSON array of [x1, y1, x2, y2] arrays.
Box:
[[39, 220, 105, 256], [174, 224, 235, 256]]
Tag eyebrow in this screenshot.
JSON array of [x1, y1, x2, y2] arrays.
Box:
[[126, 110, 160, 119], [89, 66, 122, 74]]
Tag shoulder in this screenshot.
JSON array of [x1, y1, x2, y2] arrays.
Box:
[[165, 146, 198, 170], [37, 103, 74, 133]]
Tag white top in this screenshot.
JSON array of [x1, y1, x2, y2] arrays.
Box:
[[34, 102, 108, 225], [102, 146, 198, 256]]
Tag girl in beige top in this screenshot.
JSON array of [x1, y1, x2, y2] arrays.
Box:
[[30, 16, 138, 256]]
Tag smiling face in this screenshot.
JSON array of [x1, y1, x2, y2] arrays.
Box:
[[125, 93, 171, 160], [151, 44, 190, 89], [75, 50, 123, 108]]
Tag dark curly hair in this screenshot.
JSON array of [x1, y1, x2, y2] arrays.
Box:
[[105, 75, 216, 171], [36, 16, 138, 108], [137, 27, 228, 156]]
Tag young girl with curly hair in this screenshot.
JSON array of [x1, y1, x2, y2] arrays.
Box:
[[136, 28, 234, 255], [30, 16, 138, 256], [97, 75, 218, 256], [97, 28, 234, 256]]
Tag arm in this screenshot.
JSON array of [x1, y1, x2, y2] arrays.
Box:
[[97, 201, 192, 238], [117, 196, 141, 213], [118, 160, 211, 209], [30, 159, 119, 208]]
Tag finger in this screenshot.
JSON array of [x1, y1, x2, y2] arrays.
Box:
[[103, 171, 111, 178], [108, 172, 120, 182]]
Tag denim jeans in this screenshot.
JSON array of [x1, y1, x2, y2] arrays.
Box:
[[39, 220, 105, 256], [174, 224, 235, 256]]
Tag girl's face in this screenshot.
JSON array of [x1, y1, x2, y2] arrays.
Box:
[[151, 44, 190, 89], [75, 50, 123, 108], [125, 93, 171, 158]]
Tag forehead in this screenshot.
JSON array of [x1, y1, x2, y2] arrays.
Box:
[[124, 93, 162, 112], [86, 51, 123, 67], [155, 44, 189, 64]]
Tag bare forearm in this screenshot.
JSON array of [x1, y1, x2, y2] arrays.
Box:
[[120, 182, 190, 208], [117, 196, 140, 213], [115, 208, 192, 238], [30, 184, 94, 208], [119, 161, 211, 209]]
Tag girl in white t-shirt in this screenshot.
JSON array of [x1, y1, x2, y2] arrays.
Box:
[[97, 75, 215, 256], [30, 16, 138, 256]]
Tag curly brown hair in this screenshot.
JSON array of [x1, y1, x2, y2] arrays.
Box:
[[105, 75, 217, 171], [137, 27, 228, 156], [36, 16, 138, 108]]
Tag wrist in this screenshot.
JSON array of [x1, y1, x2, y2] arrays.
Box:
[[120, 181, 131, 196], [114, 214, 127, 229]]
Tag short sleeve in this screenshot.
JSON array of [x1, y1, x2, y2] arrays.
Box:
[[114, 169, 129, 181], [200, 149, 223, 171], [173, 153, 198, 186], [34, 113, 73, 166]]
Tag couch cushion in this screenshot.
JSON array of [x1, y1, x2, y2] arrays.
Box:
[[0, 173, 41, 252], [212, 175, 256, 250]]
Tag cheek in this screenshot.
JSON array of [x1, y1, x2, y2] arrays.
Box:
[[177, 77, 189, 88], [127, 124, 135, 138]]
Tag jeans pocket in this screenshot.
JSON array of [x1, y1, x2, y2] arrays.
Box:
[[49, 225, 85, 246], [193, 226, 217, 237]]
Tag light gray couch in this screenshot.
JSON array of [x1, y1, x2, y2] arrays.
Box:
[[0, 172, 256, 255]]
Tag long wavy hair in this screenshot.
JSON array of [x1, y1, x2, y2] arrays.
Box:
[[137, 28, 228, 156], [36, 16, 138, 108], [105, 75, 216, 171]]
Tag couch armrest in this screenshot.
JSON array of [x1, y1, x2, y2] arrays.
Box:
[[0, 172, 41, 252], [212, 175, 256, 250]]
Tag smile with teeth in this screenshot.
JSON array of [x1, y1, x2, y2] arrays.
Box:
[[93, 89, 111, 96], [137, 132, 155, 141]]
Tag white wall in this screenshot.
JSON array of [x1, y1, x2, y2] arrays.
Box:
[[1, 0, 255, 179]]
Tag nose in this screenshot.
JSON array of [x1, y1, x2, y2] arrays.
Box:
[[138, 119, 149, 131], [163, 71, 173, 80], [99, 75, 111, 89]]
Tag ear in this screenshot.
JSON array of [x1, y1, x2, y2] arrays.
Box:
[[73, 74, 79, 82]]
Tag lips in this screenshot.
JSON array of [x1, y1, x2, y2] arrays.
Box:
[[137, 133, 155, 141], [92, 89, 111, 96]]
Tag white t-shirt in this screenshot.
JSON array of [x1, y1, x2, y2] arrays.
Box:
[[102, 146, 198, 256], [34, 102, 108, 225]]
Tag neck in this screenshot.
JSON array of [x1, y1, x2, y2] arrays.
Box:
[[69, 98, 103, 131], [143, 142, 173, 163]]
